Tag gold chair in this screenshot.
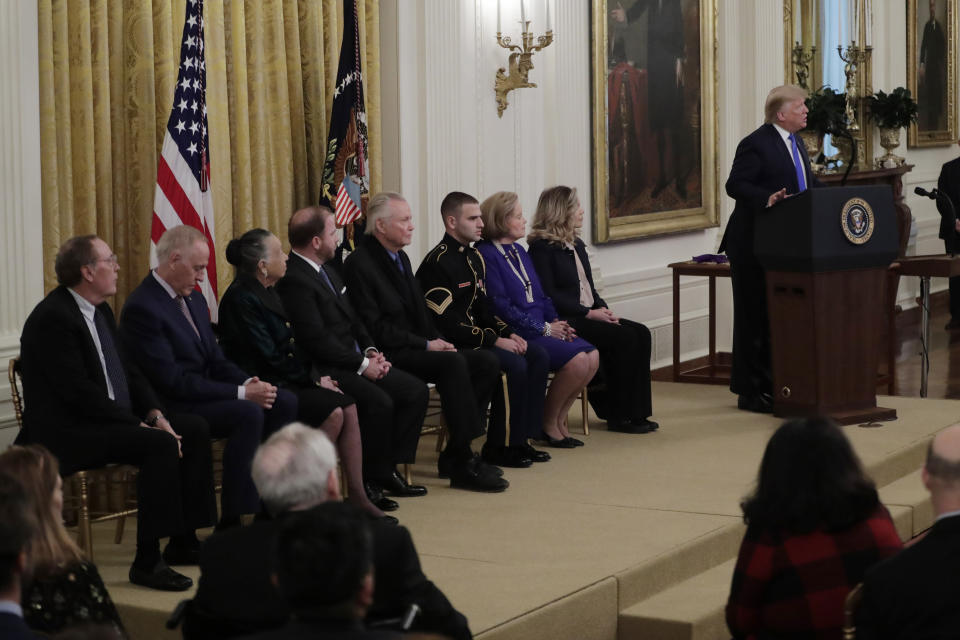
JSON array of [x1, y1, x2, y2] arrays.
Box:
[[842, 582, 863, 640], [8, 357, 137, 560], [546, 372, 590, 435], [405, 384, 447, 484]]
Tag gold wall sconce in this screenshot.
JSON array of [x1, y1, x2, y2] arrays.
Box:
[[495, 1, 554, 118]]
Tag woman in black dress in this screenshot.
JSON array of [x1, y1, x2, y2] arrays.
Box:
[[0, 445, 125, 638], [528, 186, 657, 434], [218, 229, 383, 517]]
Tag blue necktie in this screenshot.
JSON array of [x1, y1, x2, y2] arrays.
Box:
[[94, 308, 131, 409], [789, 133, 807, 193], [393, 253, 404, 274]]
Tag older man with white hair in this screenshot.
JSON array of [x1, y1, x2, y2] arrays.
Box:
[[185, 423, 471, 640]]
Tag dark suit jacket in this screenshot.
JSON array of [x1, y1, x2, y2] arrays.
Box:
[[0, 610, 41, 640], [276, 253, 375, 374], [527, 238, 606, 319], [185, 510, 471, 640], [720, 123, 822, 263], [937, 156, 960, 250], [119, 273, 249, 406], [17, 286, 161, 458], [343, 235, 439, 356], [217, 273, 314, 388], [856, 513, 960, 639], [244, 619, 401, 640]]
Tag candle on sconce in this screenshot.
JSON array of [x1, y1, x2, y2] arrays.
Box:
[[795, 8, 800, 45], [520, 0, 526, 28], [497, 0, 501, 33], [546, 0, 551, 32], [866, 0, 872, 45]]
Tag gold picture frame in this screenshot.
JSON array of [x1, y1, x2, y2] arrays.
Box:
[[590, 0, 719, 243], [907, 0, 956, 147]]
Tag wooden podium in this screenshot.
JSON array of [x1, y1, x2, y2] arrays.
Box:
[[755, 186, 899, 425]]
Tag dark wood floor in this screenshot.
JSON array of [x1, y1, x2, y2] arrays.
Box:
[[654, 293, 960, 401]]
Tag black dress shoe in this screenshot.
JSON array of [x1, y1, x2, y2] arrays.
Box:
[[161, 542, 200, 566], [381, 515, 399, 525], [607, 419, 655, 434], [538, 432, 577, 448], [439, 451, 504, 478], [449, 455, 509, 492], [481, 444, 533, 468], [364, 481, 399, 512], [564, 436, 585, 447], [129, 561, 193, 591], [522, 443, 551, 462], [635, 418, 659, 431], [378, 470, 428, 497], [737, 393, 773, 414]]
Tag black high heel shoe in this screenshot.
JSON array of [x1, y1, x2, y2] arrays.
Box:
[[538, 432, 577, 449]]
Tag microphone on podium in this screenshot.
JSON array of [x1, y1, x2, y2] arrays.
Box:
[[915, 186, 940, 199]]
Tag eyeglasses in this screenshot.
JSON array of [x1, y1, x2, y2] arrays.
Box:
[[91, 255, 119, 266]]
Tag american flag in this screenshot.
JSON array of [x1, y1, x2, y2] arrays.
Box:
[[150, 0, 218, 319], [321, 0, 369, 236]]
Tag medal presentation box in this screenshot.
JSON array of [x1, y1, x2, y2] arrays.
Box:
[[755, 186, 898, 425]]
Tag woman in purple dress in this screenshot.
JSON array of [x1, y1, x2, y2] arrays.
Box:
[[477, 191, 599, 448]]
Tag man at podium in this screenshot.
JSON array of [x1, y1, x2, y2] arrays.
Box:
[[937, 139, 960, 330], [719, 85, 822, 413]]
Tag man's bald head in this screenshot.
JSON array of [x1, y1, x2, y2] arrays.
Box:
[[288, 206, 332, 250], [925, 425, 960, 490]]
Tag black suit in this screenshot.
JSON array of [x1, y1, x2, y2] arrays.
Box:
[[16, 286, 216, 542], [937, 156, 960, 321], [276, 252, 427, 478], [244, 619, 402, 640], [720, 123, 821, 398], [856, 513, 960, 639], [184, 510, 471, 640], [0, 609, 42, 639], [344, 236, 500, 458], [528, 238, 653, 422], [120, 273, 297, 518]]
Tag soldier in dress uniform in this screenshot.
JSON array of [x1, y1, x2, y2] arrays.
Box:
[[416, 192, 551, 468]]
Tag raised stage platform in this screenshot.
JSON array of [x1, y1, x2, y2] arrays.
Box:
[[92, 381, 952, 640]]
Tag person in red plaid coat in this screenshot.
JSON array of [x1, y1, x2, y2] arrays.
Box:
[[726, 417, 903, 639]]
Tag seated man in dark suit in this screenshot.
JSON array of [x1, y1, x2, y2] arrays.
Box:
[[17, 235, 216, 590], [856, 424, 960, 638], [120, 225, 297, 529], [344, 193, 507, 492], [937, 142, 960, 330], [0, 473, 41, 639], [248, 503, 400, 640], [276, 206, 429, 511], [184, 423, 471, 640]]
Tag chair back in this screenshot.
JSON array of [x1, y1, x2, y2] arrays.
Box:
[[8, 357, 23, 429], [842, 582, 864, 639]]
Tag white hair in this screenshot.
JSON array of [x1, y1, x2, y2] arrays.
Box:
[[364, 192, 406, 235], [156, 224, 206, 263], [251, 422, 337, 515]]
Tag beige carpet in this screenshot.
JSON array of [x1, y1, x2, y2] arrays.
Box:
[[91, 382, 957, 640]]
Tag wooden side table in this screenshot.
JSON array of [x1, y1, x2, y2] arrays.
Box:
[[668, 260, 732, 385]]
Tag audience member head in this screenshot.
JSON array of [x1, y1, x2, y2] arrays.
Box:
[[922, 424, 960, 514], [155, 225, 209, 296], [0, 471, 36, 603], [741, 417, 879, 533], [529, 185, 582, 245], [288, 206, 336, 263], [55, 235, 120, 305], [366, 192, 414, 252], [479, 191, 525, 242], [0, 446, 83, 579], [225, 228, 287, 287], [272, 502, 374, 621], [440, 192, 483, 245], [252, 423, 340, 516], [763, 84, 809, 132]]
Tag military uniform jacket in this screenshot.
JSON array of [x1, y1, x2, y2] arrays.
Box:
[[415, 233, 513, 349]]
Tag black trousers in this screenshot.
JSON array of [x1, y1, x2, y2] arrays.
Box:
[[945, 237, 960, 321], [728, 258, 773, 397], [569, 316, 653, 421], [334, 367, 428, 478], [36, 413, 217, 542], [389, 349, 500, 459], [488, 343, 550, 446], [180, 389, 298, 518]]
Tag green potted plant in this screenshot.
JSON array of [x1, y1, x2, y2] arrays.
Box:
[[866, 87, 918, 168], [802, 86, 847, 172]]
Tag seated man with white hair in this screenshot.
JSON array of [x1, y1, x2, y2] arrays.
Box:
[[184, 423, 471, 640]]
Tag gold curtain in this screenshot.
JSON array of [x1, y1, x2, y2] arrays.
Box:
[[38, 0, 381, 305]]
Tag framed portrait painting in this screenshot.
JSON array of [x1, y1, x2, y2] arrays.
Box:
[[907, 0, 956, 147], [590, 0, 719, 243]]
